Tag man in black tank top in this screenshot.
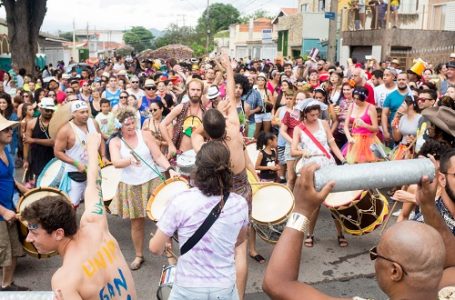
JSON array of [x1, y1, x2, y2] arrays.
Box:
[[23, 98, 56, 180]]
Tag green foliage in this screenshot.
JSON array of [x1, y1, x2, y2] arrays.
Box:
[[123, 26, 154, 52], [196, 3, 240, 35], [58, 31, 74, 41], [238, 9, 273, 23]]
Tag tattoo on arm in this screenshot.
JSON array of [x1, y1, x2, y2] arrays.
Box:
[[91, 170, 105, 215]]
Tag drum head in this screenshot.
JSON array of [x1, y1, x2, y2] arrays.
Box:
[[176, 150, 196, 174], [147, 177, 189, 221], [36, 158, 64, 188], [100, 165, 122, 201], [252, 184, 294, 223], [324, 190, 363, 208], [17, 187, 71, 258], [246, 143, 259, 165]]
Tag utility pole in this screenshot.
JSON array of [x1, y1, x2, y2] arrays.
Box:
[[206, 0, 210, 54], [72, 19, 76, 63], [327, 0, 338, 63]]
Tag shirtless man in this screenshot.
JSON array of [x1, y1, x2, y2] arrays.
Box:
[[23, 133, 137, 299], [54, 101, 108, 206], [160, 79, 205, 157], [192, 54, 261, 300]]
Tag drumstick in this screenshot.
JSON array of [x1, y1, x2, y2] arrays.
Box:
[[22, 168, 27, 183], [380, 200, 399, 235]]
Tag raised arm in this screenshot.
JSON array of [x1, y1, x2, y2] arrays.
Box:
[[80, 133, 108, 228], [218, 53, 239, 127]]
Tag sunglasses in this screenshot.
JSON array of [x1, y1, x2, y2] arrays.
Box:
[[1, 127, 13, 133], [43, 109, 54, 113], [145, 86, 156, 90], [369, 246, 408, 275], [48, 94, 56, 97], [120, 96, 128, 99], [131, 81, 139, 84], [417, 97, 432, 102], [23, 94, 30, 97]]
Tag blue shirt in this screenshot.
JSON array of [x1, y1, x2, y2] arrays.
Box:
[[383, 89, 407, 125], [243, 88, 261, 123], [0, 148, 15, 221]]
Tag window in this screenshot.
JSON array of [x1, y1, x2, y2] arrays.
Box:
[[432, 5, 446, 30], [301, 4, 308, 12], [278, 31, 283, 51]]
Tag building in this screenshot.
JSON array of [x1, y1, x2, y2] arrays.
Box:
[[339, 0, 455, 68], [228, 18, 276, 60], [272, 8, 303, 58], [73, 29, 124, 44]]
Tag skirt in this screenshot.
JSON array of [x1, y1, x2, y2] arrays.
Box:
[[109, 176, 162, 219], [390, 144, 413, 160], [343, 134, 381, 164]]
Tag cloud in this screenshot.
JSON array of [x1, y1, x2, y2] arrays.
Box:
[[0, 0, 295, 34]]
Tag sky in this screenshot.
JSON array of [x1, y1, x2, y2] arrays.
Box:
[[0, 0, 297, 34]]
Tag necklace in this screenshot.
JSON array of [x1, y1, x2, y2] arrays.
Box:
[[39, 116, 51, 139]]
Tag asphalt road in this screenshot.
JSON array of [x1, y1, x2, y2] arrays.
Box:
[[12, 200, 389, 300]]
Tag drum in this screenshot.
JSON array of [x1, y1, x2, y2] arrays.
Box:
[[176, 150, 196, 178], [247, 169, 260, 194], [251, 184, 294, 243], [36, 158, 64, 188], [100, 165, 122, 202], [16, 187, 71, 258], [182, 116, 202, 137], [324, 190, 389, 236], [156, 264, 175, 300], [146, 177, 190, 221]]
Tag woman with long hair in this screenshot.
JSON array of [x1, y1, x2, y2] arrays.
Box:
[[149, 141, 248, 299], [331, 82, 355, 150], [90, 88, 102, 118], [109, 107, 176, 270], [253, 73, 274, 139], [329, 71, 343, 104], [343, 87, 379, 164], [0, 93, 19, 156], [142, 100, 171, 154], [112, 91, 129, 112], [291, 99, 346, 247]]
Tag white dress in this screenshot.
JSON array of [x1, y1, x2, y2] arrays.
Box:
[[298, 119, 335, 168]]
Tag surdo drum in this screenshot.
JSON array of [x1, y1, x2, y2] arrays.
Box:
[[251, 183, 294, 243], [324, 190, 389, 235]]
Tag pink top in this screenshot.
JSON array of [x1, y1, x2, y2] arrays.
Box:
[[349, 104, 373, 135]]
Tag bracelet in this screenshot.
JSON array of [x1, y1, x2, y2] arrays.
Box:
[[286, 212, 310, 233], [166, 166, 175, 172], [73, 161, 79, 168]]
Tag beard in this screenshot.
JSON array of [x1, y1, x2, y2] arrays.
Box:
[[189, 95, 201, 103], [445, 181, 455, 204]]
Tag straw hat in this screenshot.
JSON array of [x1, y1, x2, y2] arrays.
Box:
[[49, 102, 72, 138], [0, 114, 19, 132], [422, 106, 455, 137]]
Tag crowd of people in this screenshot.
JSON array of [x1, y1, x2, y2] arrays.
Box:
[[0, 49, 454, 299]]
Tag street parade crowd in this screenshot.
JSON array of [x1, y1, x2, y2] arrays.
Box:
[[0, 50, 454, 299]]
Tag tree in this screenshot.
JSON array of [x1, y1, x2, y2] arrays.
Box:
[[123, 26, 154, 52], [58, 31, 75, 41], [153, 23, 209, 57], [196, 3, 240, 50], [238, 9, 273, 23], [2, 0, 47, 74]]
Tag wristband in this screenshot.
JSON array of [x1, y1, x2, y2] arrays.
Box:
[[73, 161, 79, 168], [286, 212, 310, 233]]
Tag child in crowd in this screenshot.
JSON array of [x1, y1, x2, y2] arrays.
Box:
[[255, 131, 279, 182], [95, 98, 116, 141]]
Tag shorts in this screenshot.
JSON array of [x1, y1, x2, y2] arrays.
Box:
[[284, 142, 297, 161], [277, 145, 286, 165], [170, 284, 239, 300], [68, 180, 87, 206], [247, 122, 256, 138], [391, 5, 399, 11], [254, 113, 272, 123], [0, 221, 24, 267]]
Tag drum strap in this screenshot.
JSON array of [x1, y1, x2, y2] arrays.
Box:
[[298, 124, 331, 159], [180, 191, 230, 256]]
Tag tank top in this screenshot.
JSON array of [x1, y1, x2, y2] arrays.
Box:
[[105, 88, 121, 108], [350, 104, 373, 135], [299, 119, 335, 167], [259, 149, 277, 180], [30, 117, 54, 176], [119, 130, 159, 185], [64, 118, 97, 172]]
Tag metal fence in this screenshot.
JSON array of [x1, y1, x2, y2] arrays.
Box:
[[391, 45, 455, 69]]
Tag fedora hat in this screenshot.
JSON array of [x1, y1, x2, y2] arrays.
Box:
[[0, 114, 19, 132], [422, 106, 455, 137]]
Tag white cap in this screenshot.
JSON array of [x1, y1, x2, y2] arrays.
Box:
[[38, 97, 56, 110], [71, 100, 89, 113]]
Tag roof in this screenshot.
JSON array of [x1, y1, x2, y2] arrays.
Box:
[[272, 7, 299, 24]]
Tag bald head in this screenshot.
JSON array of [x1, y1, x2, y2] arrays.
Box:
[[376, 221, 445, 295]]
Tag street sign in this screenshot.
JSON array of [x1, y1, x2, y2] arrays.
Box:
[[262, 29, 272, 43], [324, 12, 336, 20]]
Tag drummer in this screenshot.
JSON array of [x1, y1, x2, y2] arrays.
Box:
[[109, 107, 177, 270], [23, 97, 56, 181], [54, 100, 108, 207], [159, 78, 205, 158], [291, 99, 347, 248], [0, 114, 29, 291], [191, 53, 261, 299], [22, 133, 137, 299]]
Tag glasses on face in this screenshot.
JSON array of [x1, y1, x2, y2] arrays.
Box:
[[23, 95, 30, 98], [131, 81, 139, 84], [145, 86, 156, 91], [442, 172, 455, 177], [48, 94, 56, 97], [417, 97, 432, 102], [369, 246, 408, 275], [119, 96, 128, 99], [44, 109, 54, 113], [1, 127, 13, 133]]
